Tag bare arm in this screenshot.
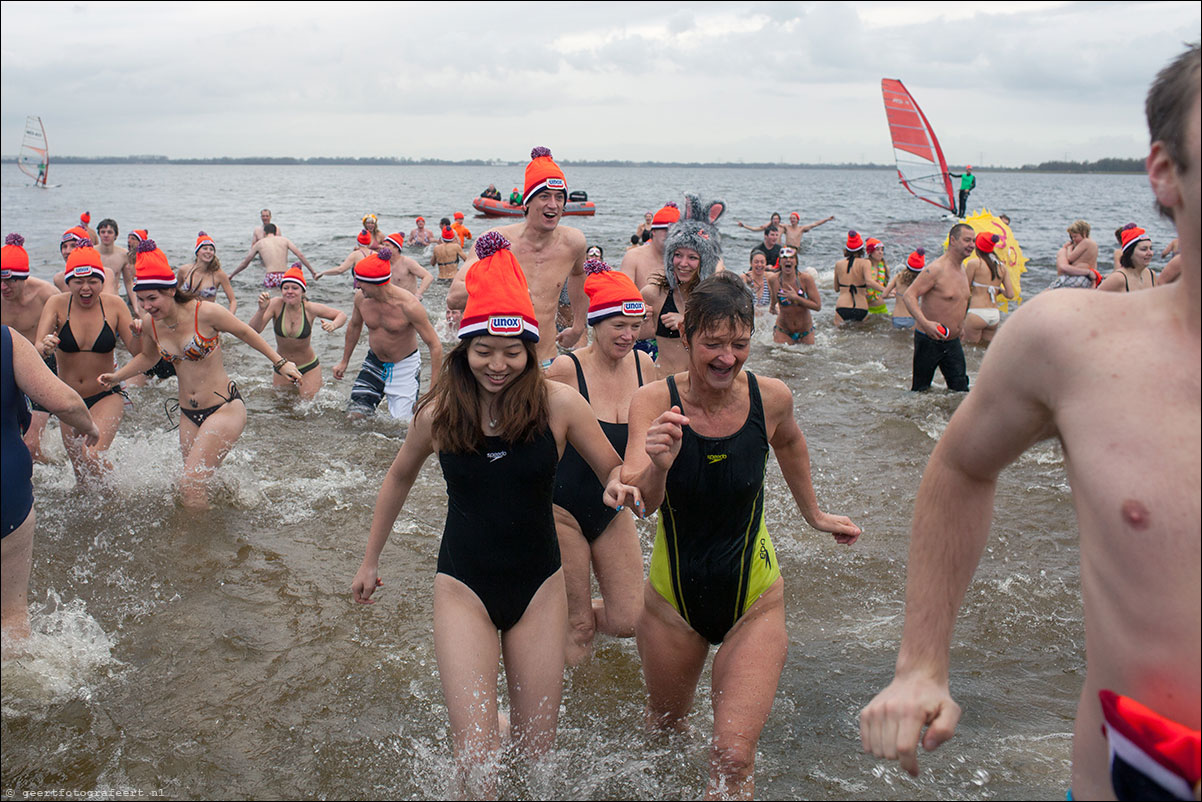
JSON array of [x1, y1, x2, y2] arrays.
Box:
[[620, 382, 686, 514], [203, 303, 301, 381], [556, 251, 588, 349], [554, 384, 642, 512], [800, 215, 835, 233], [768, 275, 779, 315], [1096, 271, 1126, 293], [860, 297, 1062, 775], [216, 270, 238, 314], [247, 294, 276, 334], [320, 250, 359, 279], [411, 262, 434, 298], [228, 243, 259, 279], [11, 330, 97, 442], [100, 315, 160, 386], [305, 301, 348, 333], [902, 269, 941, 337], [797, 272, 822, 311], [33, 296, 65, 358], [122, 260, 139, 315], [402, 292, 444, 371], [286, 240, 316, 277], [351, 406, 436, 603]]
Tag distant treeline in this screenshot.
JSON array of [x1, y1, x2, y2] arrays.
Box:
[[1017, 157, 1145, 173]]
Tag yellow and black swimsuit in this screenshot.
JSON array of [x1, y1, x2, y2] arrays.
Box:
[[649, 372, 781, 644]]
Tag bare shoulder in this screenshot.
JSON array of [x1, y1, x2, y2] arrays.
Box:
[[558, 225, 587, 249], [545, 353, 577, 386], [752, 373, 794, 408], [630, 377, 671, 413]]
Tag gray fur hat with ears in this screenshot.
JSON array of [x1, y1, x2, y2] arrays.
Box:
[[664, 193, 726, 291]]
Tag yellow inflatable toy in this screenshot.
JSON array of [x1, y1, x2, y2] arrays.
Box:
[[943, 208, 1028, 312]]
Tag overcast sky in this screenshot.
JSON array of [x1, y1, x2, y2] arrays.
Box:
[[2, 1, 1198, 166]]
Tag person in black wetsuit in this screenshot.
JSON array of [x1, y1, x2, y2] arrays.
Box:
[[547, 257, 655, 666], [351, 232, 641, 798], [2, 324, 98, 642], [33, 243, 139, 484], [623, 273, 861, 798]]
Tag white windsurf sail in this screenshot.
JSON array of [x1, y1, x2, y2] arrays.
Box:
[[880, 79, 955, 213], [17, 116, 49, 186]]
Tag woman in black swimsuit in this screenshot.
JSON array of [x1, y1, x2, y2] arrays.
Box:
[[1099, 225, 1159, 292], [100, 240, 302, 509], [351, 233, 641, 797], [833, 230, 885, 325], [34, 243, 138, 483], [547, 258, 654, 665]]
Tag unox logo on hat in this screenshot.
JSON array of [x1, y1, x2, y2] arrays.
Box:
[[546, 177, 565, 190], [488, 315, 524, 336], [70, 266, 92, 279], [623, 300, 645, 316]]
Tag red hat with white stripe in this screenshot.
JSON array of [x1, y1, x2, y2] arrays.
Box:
[[130, 229, 149, 245], [585, 258, 645, 325], [280, 264, 306, 290], [353, 248, 394, 285], [1120, 226, 1150, 253], [385, 232, 405, 251], [651, 202, 681, 230], [906, 248, 927, 271], [1, 233, 29, 279], [441, 226, 456, 242], [64, 242, 105, 281], [458, 232, 538, 342], [523, 146, 567, 204], [133, 240, 177, 290], [195, 230, 216, 254], [846, 230, 864, 251]]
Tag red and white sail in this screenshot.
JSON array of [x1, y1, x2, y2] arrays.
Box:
[[881, 79, 955, 213]]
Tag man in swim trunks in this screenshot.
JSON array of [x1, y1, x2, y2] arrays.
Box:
[[769, 247, 820, 344], [861, 46, 1200, 801], [779, 212, 835, 249], [407, 217, 435, 247], [902, 223, 973, 391], [229, 224, 317, 288], [1, 234, 59, 461], [252, 209, 276, 244], [333, 248, 442, 422], [448, 147, 588, 367]]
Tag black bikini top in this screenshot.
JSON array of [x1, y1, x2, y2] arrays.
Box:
[[58, 296, 117, 354]]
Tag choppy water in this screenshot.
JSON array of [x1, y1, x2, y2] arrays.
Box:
[[1, 163, 1176, 800]]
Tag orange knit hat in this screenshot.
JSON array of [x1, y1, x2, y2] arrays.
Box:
[[441, 226, 456, 242], [130, 229, 149, 245], [385, 232, 405, 251], [975, 232, 1000, 254], [585, 259, 644, 325], [80, 211, 91, 225], [846, 230, 864, 251], [133, 240, 176, 290], [1, 234, 29, 279], [357, 229, 372, 246], [1120, 226, 1149, 253], [194, 230, 216, 254], [280, 265, 306, 290], [865, 238, 882, 253], [61, 226, 87, 244], [523, 146, 566, 203], [906, 248, 927, 272], [651, 202, 681, 230], [65, 243, 105, 281], [353, 248, 394, 285], [458, 232, 538, 342], [453, 211, 465, 220]]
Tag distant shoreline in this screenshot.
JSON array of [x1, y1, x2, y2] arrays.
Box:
[[1, 156, 1147, 174]]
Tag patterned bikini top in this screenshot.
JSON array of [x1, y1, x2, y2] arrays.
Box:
[[151, 302, 219, 363]]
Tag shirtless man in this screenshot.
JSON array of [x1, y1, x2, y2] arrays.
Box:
[[861, 45, 1200, 800], [1047, 219, 1100, 290], [252, 209, 276, 244], [407, 217, 435, 247], [768, 246, 820, 344], [229, 224, 317, 288], [1, 234, 60, 460], [779, 212, 835, 249], [620, 203, 679, 290], [901, 223, 973, 391], [431, 226, 468, 280], [448, 147, 588, 367], [94, 219, 128, 300], [333, 250, 442, 422], [319, 233, 432, 297]]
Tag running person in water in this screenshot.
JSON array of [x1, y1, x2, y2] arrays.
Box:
[[99, 240, 303, 508], [34, 243, 139, 485], [352, 232, 641, 798], [624, 273, 860, 799], [431, 226, 469, 280], [248, 266, 347, 400], [769, 246, 821, 344], [546, 257, 653, 666], [179, 232, 237, 314], [779, 211, 836, 249]]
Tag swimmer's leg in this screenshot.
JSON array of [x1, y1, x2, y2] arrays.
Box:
[[1, 508, 35, 643], [637, 579, 709, 732], [500, 568, 567, 759], [179, 400, 246, 509], [590, 512, 643, 641], [554, 505, 598, 666], [62, 392, 123, 485], [707, 580, 787, 801], [433, 572, 504, 799], [962, 312, 986, 345]]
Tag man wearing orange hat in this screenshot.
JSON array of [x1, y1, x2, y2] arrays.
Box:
[[2, 233, 61, 461], [230, 224, 317, 288], [779, 211, 836, 250], [900, 223, 973, 391], [448, 147, 589, 366], [862, 45, 1200, 800], [451, 212, 472, 248], [334, 247, 442, 422]]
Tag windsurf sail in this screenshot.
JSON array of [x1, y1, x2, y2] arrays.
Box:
[[881, 79, 955, 213], [17, 116, 49, 186]]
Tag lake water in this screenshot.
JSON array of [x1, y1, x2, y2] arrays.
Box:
[[0, 162, 1177, 800]]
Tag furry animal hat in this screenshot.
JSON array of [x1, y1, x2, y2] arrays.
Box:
[[663, 193, 726, 291]]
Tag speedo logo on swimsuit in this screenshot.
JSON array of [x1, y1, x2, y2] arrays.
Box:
[[623, 301, 645, 315], [758, 537, 772, 569], [487, 316, 523, 336], [545, 178, 566, 190], [487, 451, 508, 463], [706, 454, 727, 465]]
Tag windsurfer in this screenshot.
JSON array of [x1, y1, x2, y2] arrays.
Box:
[[948, 166, 976, 217]]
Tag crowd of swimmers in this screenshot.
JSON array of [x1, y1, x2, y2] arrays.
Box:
[[3, 44, 1200, 802]]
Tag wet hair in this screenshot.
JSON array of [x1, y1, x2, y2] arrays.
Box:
[[1146, 44, 1200, 189], [949, 223, 974, 242], [439, 217, 451, 228], [683, 273, 754, 342], [769, 213, 781, 223], [843, 247, 865, 260], [975, 248, 1002, 281], [418, 339, 548, 455], [1066, 220, 1091, 237], [97, 218, 119, 235], [586, 245, 604, 259], [263, 223, 277, 235], [630, 234, 640, 246]]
